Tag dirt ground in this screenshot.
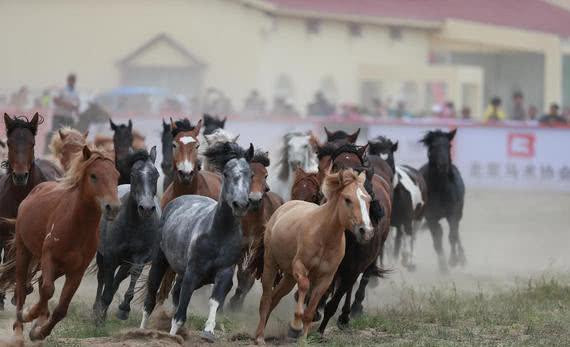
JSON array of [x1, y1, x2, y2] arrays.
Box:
[[0, 189, 569, 346]]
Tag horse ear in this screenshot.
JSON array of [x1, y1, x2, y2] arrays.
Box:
[[357, 144, 368, 159], [109, 119, 117, 131], [58, 129, 67, 140], [194, 119, 203, 134], [4, 113, 13, 130], [170, 117, 176, 130], [348, 128, 360, 144], [221, 117, 227, 128], [324, 127, 333, 140], [392, 141, 399, 153], [82, 145, 92, 160], [83, 131, 89, 139], [245, 143, 254, 162], [30, 112, 40, 132], [0, 139, 5, 148], [448, 128, 457, 141], [232, 134, 240, 143], [149, 146, 157, 164], [128, 119, 133, 131]]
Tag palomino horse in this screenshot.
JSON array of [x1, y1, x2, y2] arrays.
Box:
[[0, 113, 62, 310], [228, 150, 283, 311], [420, 129, 465, 272], [48, 127, 88, 171], [317, 144, 392, 334], [93, 147, 160, 323], [369, 136, 427, 271], [201, 128, 239, 172], [290, 167, 322, 204], [251, 169, 373, 344], [141, 142, 254, 342], [270, 131, 319, 200], [5, 146, 119, 340], [110, 119, 134, 184], [160, 120, 174, 193], [202, 113, 227, 135]]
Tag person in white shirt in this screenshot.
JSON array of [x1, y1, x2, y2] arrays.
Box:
[[46, 74, 80, 153]]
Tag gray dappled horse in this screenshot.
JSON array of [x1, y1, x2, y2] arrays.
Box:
[[93, 147, 160, 322], [141, 141, 253, 342]]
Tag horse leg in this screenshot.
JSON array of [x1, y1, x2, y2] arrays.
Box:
[[290, 260, 310, 338], [228, 261, 255, 311], [302, 275, 335, 338], [448, 217, 465, 267], [13, 242, 33, 336], [318, 278, 352, 335], [116, 263, 143, 321], [393, 225, 403, 261], [428, 219, 448, 273], [0, 238, 5, 311], [29, 272, 82, 341], [402, 222, 417, 271], [200, 266, 235, 342], [92, 252, 104, 313], [169, 269, 199, 336], [141, 248, 170, 329], [171, 275, 182, 308], [95, 256, 118, 322], [254, 255, 278, 345], [339, 285, 354, 327]]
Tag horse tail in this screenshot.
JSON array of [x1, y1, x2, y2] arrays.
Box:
[[246, 235, 265, 280], [156, 269, 176, 304], [367, 263, 391, 279], [0, 218, 16, 227]]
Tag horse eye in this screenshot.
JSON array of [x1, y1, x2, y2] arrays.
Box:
[[344, 198, 352, 206], [196, 144, 200, 149], [172, 143, 177, 148], [90, 174, 97, 181]]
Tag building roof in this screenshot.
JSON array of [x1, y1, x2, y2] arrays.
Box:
[[267, 0, 570, 37], [118, 33, 205, 67]]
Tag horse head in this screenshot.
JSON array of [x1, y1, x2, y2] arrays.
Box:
[[368, 136, 398, 172], [109, 119, 133, 161], [420, 129, 456, 176], [324, 127, 360, 145], [248, 150, 270, 210], [171, 118, 202, 184], [278, 132, 318, 181], [161, 120, 173, 176], [128, 146, 159, 218], [202, 114, 227, 136], [3, 112, 40, 186], [291, 167, 321, 204], [53, 127, 88, 171]]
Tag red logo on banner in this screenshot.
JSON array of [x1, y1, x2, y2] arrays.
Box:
[[507, 133, 535, 158]]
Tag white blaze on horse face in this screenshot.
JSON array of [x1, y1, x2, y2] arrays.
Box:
[[380, 153, 389, 160], [178, 160, 194, 174], [179, 136, 196, 145], [396, 166, 423, 210], [204, 299, 220, 333], [356, 187, 372, 229]]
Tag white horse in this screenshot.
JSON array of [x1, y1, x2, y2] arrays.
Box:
[[199, 128, 239, 172], [270, 131, 319, 201]]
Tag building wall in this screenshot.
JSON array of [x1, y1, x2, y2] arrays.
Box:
[[0, 0, 432, 114]]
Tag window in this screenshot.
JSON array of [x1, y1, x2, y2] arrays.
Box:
[[306, 18, 321, 34], [389, 26, 402, 41], [348, 23, 362, 37]]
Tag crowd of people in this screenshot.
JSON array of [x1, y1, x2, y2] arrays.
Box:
[[2, 76, 569, 127]]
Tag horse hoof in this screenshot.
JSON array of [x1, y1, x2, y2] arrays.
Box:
[[287, 325, 303, 339], [11, 296, 16, 306], [255, 337, 266, 345], [200, 330, 216, 343], [350, 304, 363, 318], [336, 317, 349, 330], [0, 300, 4, 311], [116, 308, 129, 321], [29, 325, 45, 341]]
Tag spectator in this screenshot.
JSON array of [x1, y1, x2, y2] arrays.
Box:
[[370, 98, 386, 117], [510, 91, 526, 121], [527, 105, 539, 121], [307, 91, 335, 116], [243, 90, 266, 116], [539, 103, 567, 126], [392, 100, 412, 118], [461, 106, 472, 120], [441, 101, 456, 118], [10, 86, 29, 110], [53, 74, 80, 128], [483, 97, 506, 121]]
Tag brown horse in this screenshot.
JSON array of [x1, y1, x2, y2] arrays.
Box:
[[251, 169, 373, 344], [290, 167, 322, 204], [228, 150, 283, 311], [161, 118, 221, 208], [48, 127, 88, 171], [4, 146, 119, 341], [0, 113, 62, 310]]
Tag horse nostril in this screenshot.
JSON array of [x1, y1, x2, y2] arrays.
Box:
[[105, 204, 112, 213], [232, 201, 239, 209], [359, 227, 366, 235], [151, 206, 156, 211]]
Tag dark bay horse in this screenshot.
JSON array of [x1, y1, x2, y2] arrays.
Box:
[[93, 147, 160, 323], [316, 127, 360, 184], [202, 114, 227, 136], [420, 129, 465, 272], [160, 120, 174, 193], [228, 150, 283, 311], [1, 146, 120, 340], [291, 167, 322, 203], [110, 119, 134, 185], [324, 127, 360, 145], [317, 144, 392, 335], [369, 136, 427, 271], [0, 113, 62, 310], [141, 142, 254, 342]]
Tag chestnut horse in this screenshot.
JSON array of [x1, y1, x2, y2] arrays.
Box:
[[228, 150, 283, 311], [290, 167, 322, 204], [3, 146, 120, 341], [0, 113, 62, 310], [48, 127, 88, 171], [251, 169, 373, 344]]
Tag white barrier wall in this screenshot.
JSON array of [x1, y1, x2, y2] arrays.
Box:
[[93, 117, 570, 192]]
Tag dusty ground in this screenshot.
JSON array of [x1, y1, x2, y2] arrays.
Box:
[[0, 189, 569, 346]]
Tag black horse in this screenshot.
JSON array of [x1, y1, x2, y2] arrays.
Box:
[[160, 120, 174, 192], [420, 129, 465, 272], [110, 119, 134, 184], [93, 147, 160, 322], [202, 114, 226, 136]]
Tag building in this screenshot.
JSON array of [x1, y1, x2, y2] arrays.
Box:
[[1, 0, 570, 118]]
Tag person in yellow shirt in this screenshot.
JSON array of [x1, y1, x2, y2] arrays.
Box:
[[483, 97, 507, 121]]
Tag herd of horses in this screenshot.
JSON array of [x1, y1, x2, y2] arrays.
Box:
[[0, 111, 465, 344]]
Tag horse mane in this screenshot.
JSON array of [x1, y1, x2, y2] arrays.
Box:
[[322, 169, 362, 200], [48, 127, 85, 158], [171, 118, 197, 137], [4, 114, 42, 136], [420, 129, 449, 146], [277, 132, 305, 181], [251, 149, 270, 167], [203, 114, 225, 128], [204, 128, 237, 146], [326, 129, 351, 142], [317, 142, 337, 160], [203, 142, 250, 172], [125, 149, 151, 169], [59, 148, 114, 189], [368, 136, 394, 155], [331, 144, 366, 165]]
